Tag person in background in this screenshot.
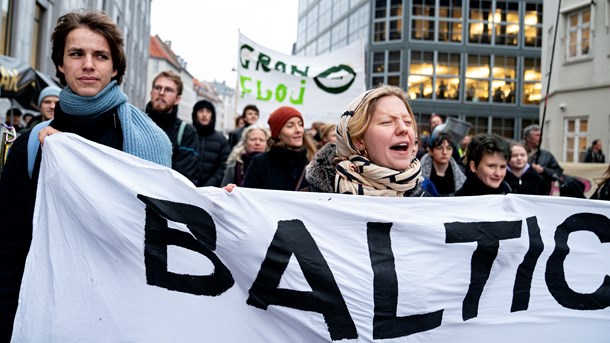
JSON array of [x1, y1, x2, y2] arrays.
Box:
[[590, 164, 610, 200], [192, 100, 230, 187], [4, 108, 24, 133], [26, 86, 61, 129], [523, 124, 563, 194], [455, 133, 511, 196], [318, 123, 336, 147], [420, 132, 466, 196], [0, 10, 172, 340], [228, 104, 259, 148], [243, 106, 316, 191], [306, 85, 428, 197], [584, 139, 605, 163], [504, 141, 547, 195], [234, 115, 246, 130], [146, 70, 199, 183], [221, 125, 268, 187]]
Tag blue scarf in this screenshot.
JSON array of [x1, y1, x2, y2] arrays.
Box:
[[59, 81, 172, 167]]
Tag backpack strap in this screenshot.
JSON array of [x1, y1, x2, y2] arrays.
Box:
[[177, 121, 187, 146], [27, 121, 51, 178]]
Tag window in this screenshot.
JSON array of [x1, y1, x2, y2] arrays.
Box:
[[468, 0, 493, 44], [407, 51, 434, 99], [318, 0, 332, 32], [411, 0, 435, 41], [317, 31, 330, 54], [566, 7, 591, 59], [374, 0, 403, 42], [436, 52, 461, 101], [332, 18, 348, 49], [491, 56, 516, 104], [524, 3, 543, 47], [438, 0, 463, 42], [465, 115, 489, 135], [371, 50, 402, 87], [564, 118, 588, 162], [493, 0, 519, 46], [31, 4, 42, 69], [465, 54, 490, 102], [349, 5, 369, 44], [522, 58, 541, 105], [305, 8, 318, 44], [492, 117, 515, 139]]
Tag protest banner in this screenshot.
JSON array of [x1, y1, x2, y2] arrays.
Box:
[[12, 134, 610, 342], [236, 32, 365, 125]]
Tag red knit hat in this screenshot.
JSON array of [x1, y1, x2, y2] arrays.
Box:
[[267, 106, 303, 139]]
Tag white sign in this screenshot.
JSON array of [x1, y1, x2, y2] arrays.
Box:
[[236, 32, 366, 125], [12, 134, 610, 342]]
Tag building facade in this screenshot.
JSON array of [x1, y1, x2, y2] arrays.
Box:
[[0, 0, 151, 118], [296, 0, 543, 139], [541, 0, 610, 163]]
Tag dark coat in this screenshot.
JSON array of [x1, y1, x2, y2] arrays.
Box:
[[0, 104, 124, 342], [584, 147, 605, 163], [146, 103, 199, 183], [528, 149, 562, 194], [228, 126, 246, 149], [191, 103, 230, 187], [243, 145, 309, 191], [504, 166, 548, 195], [454, 171, 511, 196]]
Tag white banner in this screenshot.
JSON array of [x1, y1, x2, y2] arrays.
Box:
[[12, 134, 610, 342], [236, 32, 366, 125]]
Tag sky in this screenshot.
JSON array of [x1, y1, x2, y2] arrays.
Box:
[[150, 0, 299, 85]]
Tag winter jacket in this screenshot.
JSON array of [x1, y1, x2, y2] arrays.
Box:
[[584, 147, 605, 163], [146, 103, 199, 183], [191, 103, 230, 187], [528, 149, 562, 194], [504, 165, 547, 195], [243, 145, 309, 191], [454, 171, 511, 196], [420, 153, 466, 195]]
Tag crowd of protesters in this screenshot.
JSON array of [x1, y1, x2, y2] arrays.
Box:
[[2, 8, 610, 341]]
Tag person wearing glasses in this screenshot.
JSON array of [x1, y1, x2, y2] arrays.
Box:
[[146, 71, 200, 184], [419, 129, 466, 196]]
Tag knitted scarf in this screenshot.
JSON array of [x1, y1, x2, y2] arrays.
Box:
[[59, 81, 172, 167], [335, 155, 422, 196]]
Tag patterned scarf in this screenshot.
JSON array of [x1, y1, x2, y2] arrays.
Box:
[[333, 91, 423, 196], [59, 81, 172, 167], [335, 155, 422, 196]]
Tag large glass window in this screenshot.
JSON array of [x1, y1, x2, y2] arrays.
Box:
[[332, 18, 348, 49], [524, 3, 543, 47], [411, 0, 435, 41], [468, 0, 493, 44], [436, 52, 461, 100], [523, 57, 541, 105], [318, 0, 332, 33], [374, 0, 403, 42], [494, 0, 519, 46], [407, 51, 434, 99], [371, 50, 402, 87], [438, 0, 463, 42], [317, 31, 330, 54], [465, 115, 489, 135], [564, 118, 588, 162], [491, 56, 516, 104], [305, 7, 318, 44], [465, 54, 490, 102], [349, 5, 369, 44], [492, 117, 515, 139], [566, 7, 591, 59]]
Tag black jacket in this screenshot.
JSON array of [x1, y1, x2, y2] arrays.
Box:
[[0, 104, 124, 342], [454, 171, 511, 196], [146, 103, 199, 184], [191, 104, 230, 187], [504, 166, 547, 195], [529, 149, 563, 194], [243, 145, 309, 191]]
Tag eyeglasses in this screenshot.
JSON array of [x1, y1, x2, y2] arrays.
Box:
[[152, 85, 177, 94]]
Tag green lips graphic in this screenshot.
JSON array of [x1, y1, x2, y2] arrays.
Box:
[[313, 64, 357, 94]]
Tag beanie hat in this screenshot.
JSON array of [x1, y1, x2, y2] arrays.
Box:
[[267, 106, 303, 139], [38, 86, 61, 109]]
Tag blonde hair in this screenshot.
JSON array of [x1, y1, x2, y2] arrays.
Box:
[[336, 85, 416, 159], [227, 125, 269, 164]]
